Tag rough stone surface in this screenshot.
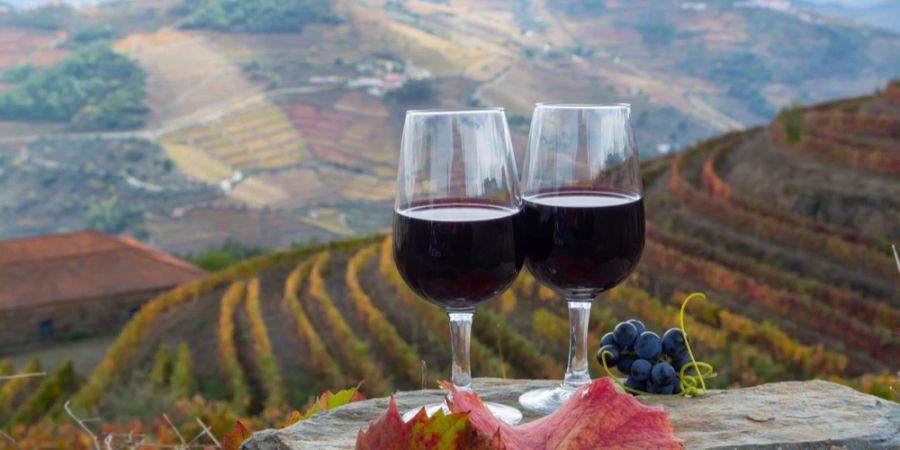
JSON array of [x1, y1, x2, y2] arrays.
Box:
[[242, 378, 900, 449]]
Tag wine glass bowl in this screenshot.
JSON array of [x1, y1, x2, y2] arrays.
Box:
[[518, 104, 645, 415], [392, 108, 524, 424]]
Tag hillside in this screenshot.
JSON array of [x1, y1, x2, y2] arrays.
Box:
[[0, 0, 898, 250], [795, 0, 900, 34], [1, 87, 896, 443]]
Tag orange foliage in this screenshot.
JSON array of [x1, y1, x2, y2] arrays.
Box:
[[346, 244, 426, 386], [219, 282, 250, 412], [308, 252, 389, 395], [669, 137, 894, 277], [283, 260, 345, 386]]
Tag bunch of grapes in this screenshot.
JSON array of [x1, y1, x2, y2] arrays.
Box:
[[596, 319, 691, 395]]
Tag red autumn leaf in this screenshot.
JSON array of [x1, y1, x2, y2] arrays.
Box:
[[355, 396, 499, 450], [221, 420, 252, 450], [357, 378, 679, 450], [447, 377, 682, 450]]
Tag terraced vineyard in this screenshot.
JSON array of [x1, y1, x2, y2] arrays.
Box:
[[2, 88, 897, 439], [161, 103, 308, 175]]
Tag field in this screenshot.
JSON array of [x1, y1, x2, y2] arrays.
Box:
[[2, 88, 897, 446], [144, 206, 337, 254], [0, 137, 218, 241], [0, 27, 67, 72], [3, 0, 898, 249], [281, 96, 395, 171], [115, 30, 261, 126], [0, 1, 899, 444], [161, 103, 307, 174]]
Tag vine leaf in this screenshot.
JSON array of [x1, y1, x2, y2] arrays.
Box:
[[357, 377, 681, 449], [355, 397, 499, 449], [224, 386, 366, 449], [221, 420, 251, 450], [449, 377, 681, 449], [295, 385, 367, 424]]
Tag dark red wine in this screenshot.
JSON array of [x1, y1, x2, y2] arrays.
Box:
[[523, 190, 644, 295], [393, 204, 524, 311]]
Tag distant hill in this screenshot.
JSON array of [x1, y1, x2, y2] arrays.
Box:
[[794, 0, 900, 34], [2, 87, 894, 436], [0, 0, 898, 250]]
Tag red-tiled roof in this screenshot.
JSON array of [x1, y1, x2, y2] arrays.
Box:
[[0, 231, 206, 310]]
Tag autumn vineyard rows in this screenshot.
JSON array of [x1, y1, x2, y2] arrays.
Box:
[[0, 86, 897, 446]]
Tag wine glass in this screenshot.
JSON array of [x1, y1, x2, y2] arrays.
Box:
[[518, 104, 645, 414], [392, 108, 524, 425]]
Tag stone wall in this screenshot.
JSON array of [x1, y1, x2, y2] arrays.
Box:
[[243, 378, 900, 449], [0, 287, 171, 353]]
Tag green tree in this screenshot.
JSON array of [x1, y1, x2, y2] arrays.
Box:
[[68, 26, 116, 46], [86, 197, 145, 235], [0, 64, 34, 83], [189, 239, 266, 272], [0, 42, 148, 131], [391, 79, 435, 103], [180, 0, 335, 33]]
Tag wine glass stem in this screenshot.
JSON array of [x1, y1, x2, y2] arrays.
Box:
[[563, 299, 593, 391], [449, 311, 474, 392]]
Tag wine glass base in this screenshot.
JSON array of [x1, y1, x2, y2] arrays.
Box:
[[402, 401, 523, 425], [518, 385, 576, 415]]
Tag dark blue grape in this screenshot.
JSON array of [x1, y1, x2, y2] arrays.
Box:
[[661, 328, 687, 358], [630, 358, 652, 381], [673, 354, 693, 373], [634, 331, 662, 360], [617, 354, 637, 375], [651, 362, 676, 386], [601, 332, 616, 347], [627, 319, 646, 335], [673, 377, 683, 395], [624, 377, 646, 392], [613, 322, 638, 349], [648, 383, 675, 394], [596, 345, 620, 365]]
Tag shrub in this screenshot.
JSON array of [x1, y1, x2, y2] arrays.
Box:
[[9, 361, 78, 426], [171, 342, 195, 399], [150, 344, 173, 386], [780, 105, 805, 144], [0, 360, 12, 377], [390, 79, 435, 103], [189, 240, 267, 272], [0, 358, 42, 422]]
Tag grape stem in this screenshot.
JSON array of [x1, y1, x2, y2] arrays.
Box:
[[600, 292, 715, 397]]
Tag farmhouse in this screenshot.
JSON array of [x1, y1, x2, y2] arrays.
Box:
[[0, 231, 205, 352]]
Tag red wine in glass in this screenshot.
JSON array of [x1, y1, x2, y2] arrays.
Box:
[[518, 103, 645, 415], [393, 108, 524, 424], [523, 189, 644, 293], [394, 203, 524, 311]]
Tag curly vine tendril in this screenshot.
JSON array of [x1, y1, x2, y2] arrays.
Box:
[[600, 292, 716, 397]]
